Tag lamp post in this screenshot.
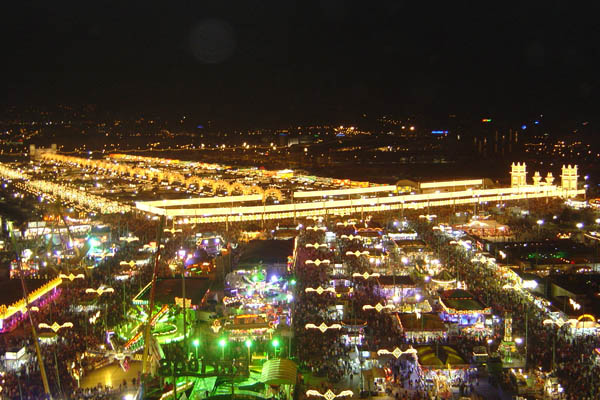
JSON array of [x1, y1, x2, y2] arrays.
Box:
[[536, 219, 544, 240], [193, 339, 199, 360], [272, 338, 280, 359], [543, 320, 564, 371], [86, 286, 114, 329], [514, 337, 523, 363], [487, 339, 493, 355], [219, 338, 227, 361], [245, 339, 252, 368]]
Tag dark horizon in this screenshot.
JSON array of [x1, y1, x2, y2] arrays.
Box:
[[1, 1, 600, 130]]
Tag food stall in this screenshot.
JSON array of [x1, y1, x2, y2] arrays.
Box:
[[397, 313, 448, 342], [439, 289, 492, 326]]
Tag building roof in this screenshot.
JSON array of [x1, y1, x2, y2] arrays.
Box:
[[377, 275, 416, 287], [236, 239, 294, 269], [440, 289, 489, 312], [0, 278, 53, 307], [432, 270, 456, 283], [549, 274, 600, 296], [260, 358, 297, 385], [394, 240, 426, 247], [416, 345, 467, 367], [398, 313, 447, 332], [133, 277, 212, 305]]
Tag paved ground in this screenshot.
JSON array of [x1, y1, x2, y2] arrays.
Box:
[[80, 360, 142, 389]]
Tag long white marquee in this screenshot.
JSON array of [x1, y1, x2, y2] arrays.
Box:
[[136, 185, 583, 223], [419, 179, 483, 189]]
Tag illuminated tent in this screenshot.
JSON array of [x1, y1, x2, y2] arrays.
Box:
[[416, 345, 467, 368], [439, 289, 491, 315], [259, 358, 298, 385]]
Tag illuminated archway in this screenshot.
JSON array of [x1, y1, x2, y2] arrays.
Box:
[[212, 180, 231, 194], [230, 182, 247, 195], [246, 185, 264, 196], [263, 188, 283, 203]]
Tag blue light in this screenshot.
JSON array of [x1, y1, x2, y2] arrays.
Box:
[[534, 121, 539, 125], [521, 125, 527, 130], [197, 125, 204, 129], [431, 130, 448, 135]]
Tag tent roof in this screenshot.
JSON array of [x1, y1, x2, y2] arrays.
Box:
[[236, 240, 294, 269], [260, 358, 297, 385], [416, 345, 467, 367], [440, 289, 474, 300], [377, 275, 415, 287], [432, 270, 455, 282], [133, 277, 211, 305], [0, 277, 53, 307], [440, 289, 487, 312], [398, 313, 447, 332]]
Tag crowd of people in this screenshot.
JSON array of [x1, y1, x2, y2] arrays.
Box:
[[421, 220, 600, 400], [293, 223, 434, 399], [0, 232, 165, 399]]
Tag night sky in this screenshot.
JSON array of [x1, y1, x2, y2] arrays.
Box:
[[2, 1, 600, 127]]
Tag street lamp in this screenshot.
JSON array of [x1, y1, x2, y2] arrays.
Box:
[[487, 339, 493, 355], [306, 390, 354, 399], [305, 286, 335, 295], [85, 286, 114, 296], [59, 273, 85, 282], [119, 260, 137, 268], [577, 222, 584, 229], [543, 320, 564, 371], [305, 242, 328, 249], [362, 303, 394, 312], [305, 259, 330, 267], [351, 272, 380, 280], [245, 339, 252, 364], [218, 338, 227, 360], [119, 235, 139, 243], [38, 322, 74, 333], [536, 219, 544, 239], [193, 339, 199, 359], [377, 346, 418, 359], [305, 323, 343, 333], [272, 338, 280, 358]]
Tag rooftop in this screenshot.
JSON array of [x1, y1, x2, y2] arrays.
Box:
[[236, 239, 294, 269], [133, 277, 212, 305]]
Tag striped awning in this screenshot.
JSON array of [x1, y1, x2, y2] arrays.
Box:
[[260, 359, 298, 385]]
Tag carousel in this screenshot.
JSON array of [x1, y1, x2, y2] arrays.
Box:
[[429, 270, 457, 291]]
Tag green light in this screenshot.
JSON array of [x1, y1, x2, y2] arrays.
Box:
[[219, 338, 227, 348], [272, 338, 279, 348], [193, 339, 200, 347], [290, 279, 296, 286], [245, 339, 252, 348]]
